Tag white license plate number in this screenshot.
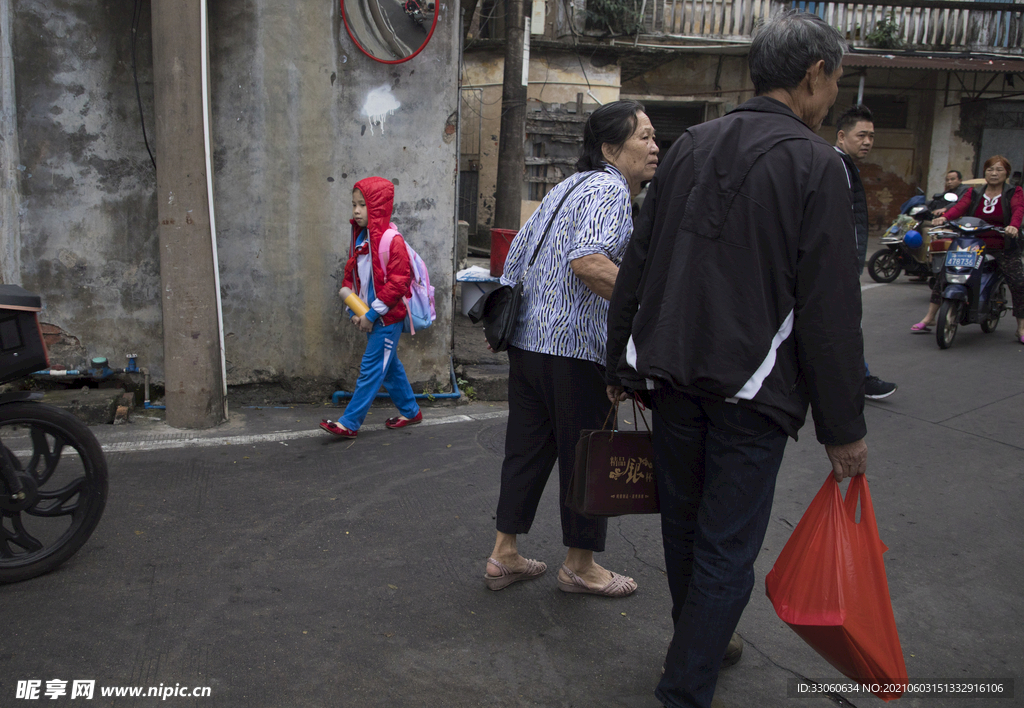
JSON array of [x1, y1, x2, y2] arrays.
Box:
[[945, 252, 976, 268]]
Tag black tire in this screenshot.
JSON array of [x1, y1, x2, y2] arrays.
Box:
[[0, 402, 108, 584], [981, 278, 1006, 334], [936, 300, 960, 349], [868, 249, 901, 283]]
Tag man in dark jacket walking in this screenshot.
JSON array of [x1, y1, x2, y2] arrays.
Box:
[[605, 10, 867, 708], [834, 104, 898, 399]]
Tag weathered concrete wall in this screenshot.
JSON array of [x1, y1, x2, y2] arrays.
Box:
[[949, 96, 1024, 181], [4, 0, 459, 397], [210, 0, 458, 395], [527, 52, 619, 105], [929, 88, 977, 191], [11, 0, 161, 367], [978, 101, 1024, 179], [620, 53, 754, 116]]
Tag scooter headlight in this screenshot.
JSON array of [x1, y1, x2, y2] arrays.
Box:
[[947, 274, 969, 284]]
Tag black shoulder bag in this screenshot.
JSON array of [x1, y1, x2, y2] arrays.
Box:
[[468, 173, 597, 351]]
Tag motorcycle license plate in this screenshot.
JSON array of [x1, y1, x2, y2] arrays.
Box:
[[945, 251, 976, 268]]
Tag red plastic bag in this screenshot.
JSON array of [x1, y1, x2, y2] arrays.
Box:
[[765, 474, 907, 701]]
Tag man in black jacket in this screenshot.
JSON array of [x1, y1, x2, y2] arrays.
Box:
[[834, 104, 898, 399], [928, 169, 970, 213], [605, 10, 867, 708]]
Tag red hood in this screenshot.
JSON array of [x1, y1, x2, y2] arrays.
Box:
[[343, 176, 410, 327], [351, 176, 395, 247]]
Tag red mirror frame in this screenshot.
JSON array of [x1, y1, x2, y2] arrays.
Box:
[[341, 0, 439, 64]]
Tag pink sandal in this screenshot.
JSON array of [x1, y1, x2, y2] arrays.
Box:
[[557, 565, 637, 597], [910, 322, 932, 333], [483, 557, 547, 590]]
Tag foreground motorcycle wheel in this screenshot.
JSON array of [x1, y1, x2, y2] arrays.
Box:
[[0, 403, 108, 584], [936, 300, 960, 349], [981, 278, 1006, 334], [867, 249, 901, 283]]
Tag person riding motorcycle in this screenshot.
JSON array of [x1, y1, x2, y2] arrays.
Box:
[[870, 195, 936, 283], [897, 171, 967, 281], [927, 170, 970, 215], [911, 155, 1024, 344]]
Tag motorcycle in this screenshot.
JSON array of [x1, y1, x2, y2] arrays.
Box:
[[868, 203, 938, 284], [0, 285, 108, 583], [404, 2, 426, 29], [932, 217, 1010, 349]]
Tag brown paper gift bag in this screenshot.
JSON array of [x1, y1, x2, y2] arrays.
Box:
[[566, 401, 659, 517]]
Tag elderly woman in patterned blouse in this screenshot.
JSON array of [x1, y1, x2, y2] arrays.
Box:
[[482, 100, 659, 597]]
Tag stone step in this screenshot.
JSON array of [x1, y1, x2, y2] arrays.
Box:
[[459, 363, 509, 402], [31, 388, 134, 426]]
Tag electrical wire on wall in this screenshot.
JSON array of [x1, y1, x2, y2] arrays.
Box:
[[132, 0, 157, 171], [462, 0, 601, 105], [459, 0, 520, 125], [463, 0, 504, 50], [560, 0, 602, 105]]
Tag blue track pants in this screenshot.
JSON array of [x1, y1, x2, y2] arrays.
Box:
[[340, 321, 419, 430]]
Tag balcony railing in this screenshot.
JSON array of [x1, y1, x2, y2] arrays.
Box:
[[645, 0, 781, 37], [642, 0, 1023, 52]]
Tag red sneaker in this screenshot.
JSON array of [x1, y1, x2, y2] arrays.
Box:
[[384, 411, 422, 429], [320, 419, 357, 437]]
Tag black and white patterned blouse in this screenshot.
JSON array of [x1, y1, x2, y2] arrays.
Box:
[[500, 164, 633, 365]]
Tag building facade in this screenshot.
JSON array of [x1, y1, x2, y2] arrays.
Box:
[[460, 0, 1023, 240]]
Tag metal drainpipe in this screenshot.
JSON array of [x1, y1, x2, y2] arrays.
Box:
[[201, 0, 229, 419], [453, 13, 464, 365], [141, 368, 165, 410]]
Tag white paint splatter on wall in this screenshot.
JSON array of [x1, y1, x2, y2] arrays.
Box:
[[362, 85, 400, 136]]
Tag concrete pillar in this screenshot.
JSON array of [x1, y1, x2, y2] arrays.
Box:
[[926, 84, 957, 197], [0, 0, 22, 285], [494, 0, 527, 230], [151, 0, 227, 428]]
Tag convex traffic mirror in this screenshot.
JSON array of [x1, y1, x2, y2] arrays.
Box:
[[342, 0, 438, 63]]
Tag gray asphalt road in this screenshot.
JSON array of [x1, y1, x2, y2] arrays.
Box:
[[1, 273, 1020, 707]]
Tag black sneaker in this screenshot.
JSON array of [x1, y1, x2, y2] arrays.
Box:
[[864, 375, 897, 399]]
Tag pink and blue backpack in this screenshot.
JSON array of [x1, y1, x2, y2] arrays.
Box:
[[379, 226, 436, 334]]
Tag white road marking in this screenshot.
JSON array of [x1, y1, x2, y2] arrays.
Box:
[[861, 283, 886, 292], [97, 410, 510, 454]]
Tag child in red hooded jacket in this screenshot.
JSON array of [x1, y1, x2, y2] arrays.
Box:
[[320, 177, 421, 438]]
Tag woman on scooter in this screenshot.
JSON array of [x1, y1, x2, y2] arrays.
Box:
[[911, 155, 1024, 344]]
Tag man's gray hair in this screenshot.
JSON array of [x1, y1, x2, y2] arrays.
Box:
[[749, 10, 847, 95]]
